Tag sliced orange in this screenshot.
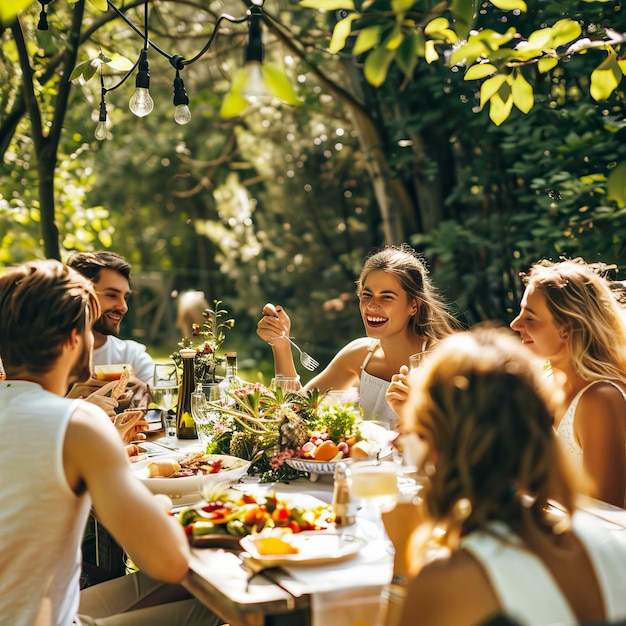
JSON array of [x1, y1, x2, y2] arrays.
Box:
[[253, 536, 299, 555]]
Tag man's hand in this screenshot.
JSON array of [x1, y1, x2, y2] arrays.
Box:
[[115, 410, 150, 444], [116, 376, 151, 411], [67, 379, 119, 416], [66, 377, 109, 399]]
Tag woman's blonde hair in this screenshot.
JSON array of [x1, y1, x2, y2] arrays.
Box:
[[356, 244, 460, 344], [407, 326, 576, 546], [524, 258, 626, 383]]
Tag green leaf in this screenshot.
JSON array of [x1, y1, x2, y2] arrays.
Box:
[[450, 39, 487, 67], [424, 39, 439, 64], [464, 63, 497, 80], [526, 27, 553, 50], [263, 65, 299, 105], [219, 91, 248, 118], [364, 45, 396, 86], [451, 27, 516, 66], [537, 57, 558, 73], [590, 53, 622, 101], [82, 59, 100, 83], [0, 0, 32, 24], [424, 17, 450, 35], [329, 14, 359, 54], [451, 0, 477, 40], [352, 25, 382, 55], [300, 0, 356, 8], [70, 60, 92, 82], [550, 19, 582, 49], [480, 73, 507, 108], [395, 31, 421, 77], [386, 26, 404, 50], [106, 54, 134, 72], [489, 86, 513, 126], [511, 72, 534, 113], [86, 0, 108, 10], [490, 0, 526, 10], [607, 162, 626, 208], [391, 0, 415, 11]]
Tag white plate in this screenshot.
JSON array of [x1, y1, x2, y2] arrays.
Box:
[[132, 453, 251, 498], [285, 422, 396, 476], [239, 532, 366, 566]]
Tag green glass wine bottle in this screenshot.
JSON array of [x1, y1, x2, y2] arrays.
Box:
[[176, 348, 198, 439]]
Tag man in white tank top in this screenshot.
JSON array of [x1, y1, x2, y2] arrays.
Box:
[[0, 260, 217, 626]]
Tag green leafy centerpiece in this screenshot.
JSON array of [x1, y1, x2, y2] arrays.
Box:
[[204, 384, 366, 482]]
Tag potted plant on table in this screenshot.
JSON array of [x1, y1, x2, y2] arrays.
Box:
[[171, 299, 235, 391]]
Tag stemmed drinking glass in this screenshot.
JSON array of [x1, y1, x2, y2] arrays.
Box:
[[152, 363, 179, 437], [191, 384, 221, 448]]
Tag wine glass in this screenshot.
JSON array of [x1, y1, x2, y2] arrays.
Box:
[[191, 384, 221, 448], [350, 461, 400, 514], [152, 363, 179, 437], [271, 376, 301, 393]]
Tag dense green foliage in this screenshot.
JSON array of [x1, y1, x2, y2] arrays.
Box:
[[2, 0, 626, 376]]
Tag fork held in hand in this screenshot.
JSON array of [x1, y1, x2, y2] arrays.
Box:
[[281, 335, 320, 371]]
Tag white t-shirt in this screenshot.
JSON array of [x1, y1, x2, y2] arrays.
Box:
[[93, 335, 155, 385], [0, 381, 94, 626]]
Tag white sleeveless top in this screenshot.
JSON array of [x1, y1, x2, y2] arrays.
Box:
[[0, 380, 94, 626], [358, 340, 397, 428], [556, 380, 626, 457], [358, 339, 428, 429], [461, 511, 626, 625]]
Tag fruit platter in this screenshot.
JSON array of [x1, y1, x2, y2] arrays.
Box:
[[175, 490, 335, 545], [204, 384, 396, 481], [285, 421, 396, 478]]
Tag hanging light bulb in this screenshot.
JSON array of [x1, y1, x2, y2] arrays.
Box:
[[241, 8, 272, 102], [172, 70, 191, 125], [95, 94, 108, 141], [129, 49, 154, 117], [37, 0, 52, 30]]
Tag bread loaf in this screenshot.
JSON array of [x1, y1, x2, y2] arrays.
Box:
[[147, 458, 181, 478], [110, 366, 131, 400]]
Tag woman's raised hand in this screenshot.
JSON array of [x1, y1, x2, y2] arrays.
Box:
[[257, 303, 291, 345], [386, 365, 411, 420]]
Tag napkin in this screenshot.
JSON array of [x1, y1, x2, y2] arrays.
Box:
[[278, 522, 394, 626]]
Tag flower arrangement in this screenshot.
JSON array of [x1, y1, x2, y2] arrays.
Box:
[[171, 299, 235, 384], [204, 384, 365, 482]]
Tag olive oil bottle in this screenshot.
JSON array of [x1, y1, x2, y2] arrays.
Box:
[[176, 348, 198, 439]]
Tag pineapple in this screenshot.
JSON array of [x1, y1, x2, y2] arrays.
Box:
[[278, 407, 310, 450], [229, 431, 259, 460]]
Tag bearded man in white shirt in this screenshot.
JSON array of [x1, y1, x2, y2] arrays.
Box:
[[67, 251, 155, 400]]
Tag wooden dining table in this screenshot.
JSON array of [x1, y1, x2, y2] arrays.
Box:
[[141, 435, 626, 626], [146, 436, 395, 626]]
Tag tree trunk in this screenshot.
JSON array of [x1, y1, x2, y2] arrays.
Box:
[[11, 1, 85, 260]]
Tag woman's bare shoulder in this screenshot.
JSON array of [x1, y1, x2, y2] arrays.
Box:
[[576, 381, 626, 420], [399, 550, 500, 626], [332, 337, 376, 360]]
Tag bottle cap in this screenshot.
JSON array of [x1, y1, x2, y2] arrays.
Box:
[[334, 461, 349, 479]]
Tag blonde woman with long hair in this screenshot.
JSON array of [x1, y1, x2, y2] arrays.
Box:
[[387, 327, 626, 626], [510, 258, 626, 507]]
